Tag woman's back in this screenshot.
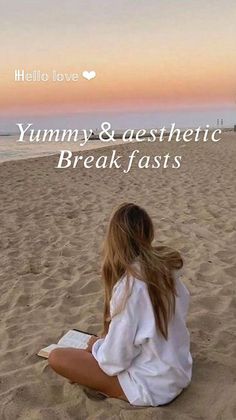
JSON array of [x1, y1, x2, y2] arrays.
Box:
[[92, 270, 192, 406]]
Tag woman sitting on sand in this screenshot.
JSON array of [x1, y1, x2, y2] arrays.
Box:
[[49, 203, 192, 406]]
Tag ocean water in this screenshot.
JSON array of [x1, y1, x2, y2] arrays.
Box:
[[1, 106, 234, 163], [0, 135, 121, 163], [1, 125, 233, 163]]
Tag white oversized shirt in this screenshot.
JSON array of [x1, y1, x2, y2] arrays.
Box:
[[92, 271, 192, 406]]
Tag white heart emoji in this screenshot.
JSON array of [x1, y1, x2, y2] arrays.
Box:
[[82, 70, 96, 80]]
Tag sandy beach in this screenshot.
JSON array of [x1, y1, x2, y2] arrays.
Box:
[[0, 131, 235, 420]]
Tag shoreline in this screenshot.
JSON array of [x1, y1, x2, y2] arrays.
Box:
[[0, 127, 233, 165], [0, 137, 126, 164]]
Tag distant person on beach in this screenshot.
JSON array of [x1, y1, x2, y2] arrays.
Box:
[[49, 203, 192, 406]]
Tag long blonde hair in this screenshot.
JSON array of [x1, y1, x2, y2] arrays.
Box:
[[101, 203, 183, 340]]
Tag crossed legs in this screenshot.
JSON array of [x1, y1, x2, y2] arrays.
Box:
[[48, 348, 128, 401]]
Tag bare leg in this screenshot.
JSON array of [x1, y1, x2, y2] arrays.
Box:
[[48, 348, 128, 401]]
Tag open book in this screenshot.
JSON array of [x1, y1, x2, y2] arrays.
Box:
[[38, 329, 94, 359]]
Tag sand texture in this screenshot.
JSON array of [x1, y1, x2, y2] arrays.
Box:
[[0, 132, 236, 419]]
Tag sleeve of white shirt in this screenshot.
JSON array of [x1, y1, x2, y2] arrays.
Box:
[[92, 277, 144, 376]]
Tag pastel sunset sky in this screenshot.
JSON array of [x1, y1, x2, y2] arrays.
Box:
[[0, 0, 236, 129]]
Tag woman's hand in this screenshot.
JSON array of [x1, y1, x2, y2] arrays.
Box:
[[85, 335, 100, 352]]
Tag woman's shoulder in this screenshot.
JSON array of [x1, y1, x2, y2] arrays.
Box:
[[112, 264, 187, 299], [113, 265, 185, 295], [110, 274, 149, 317], [173, 269, 190, 298], [112, 273, 148, 302]]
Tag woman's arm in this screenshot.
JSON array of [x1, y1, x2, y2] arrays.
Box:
[[85, 335, 100, 352], [92, 279, 142, 376]]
